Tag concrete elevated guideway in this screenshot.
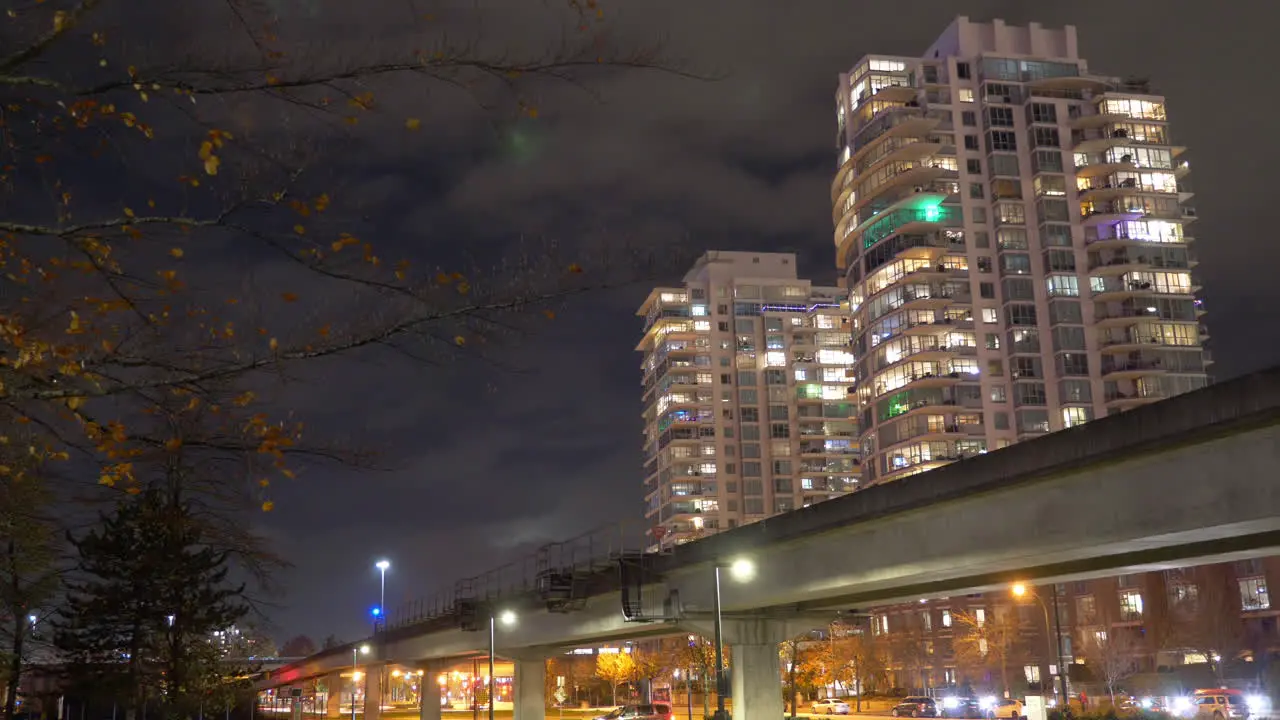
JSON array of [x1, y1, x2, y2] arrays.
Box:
[[262, 365, 1280, 720]]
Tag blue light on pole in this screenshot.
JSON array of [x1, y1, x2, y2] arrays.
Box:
[[371, 606, 382, 618]]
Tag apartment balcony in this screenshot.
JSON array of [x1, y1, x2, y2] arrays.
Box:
[[879, 454, 957, 482], [872, 82, 918, 104], [1026, 73, 1111, 94], [842, 194, 959, 255], [1068, 110, 1133, 130], [1104, 389, 1166, 411], [1078, 178, 1177, 204], [1098, 334, 1190, 354], [897, 315, 974, 339], [1093, 306, 1164, 328], [1100, 359, 1166, 381], [875, 370, 967, 396], [1090, 277, 1191, 302], [1075, 156, 1139, 179], [833, 108, 940, 201], [1080, 201, 1146, 227], [835, 163, 958, 227], [1088, 252, 1191, 276], [799, 443, 859, 457]]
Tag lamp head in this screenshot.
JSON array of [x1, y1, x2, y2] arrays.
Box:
[[1011, 583, 1028, 597], [375, 560, 391, 571], [728, 557, 756, 582]]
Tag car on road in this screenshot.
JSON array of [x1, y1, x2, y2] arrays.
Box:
[[594, 704, 673, 720], [982, 698, 1023, 720], [891, 697, 938, 718], [812, 699, 852, 715], [939, 696, 982, 718]]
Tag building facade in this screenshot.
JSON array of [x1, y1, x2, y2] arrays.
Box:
[[851, 558, 1278, 699], [637, 251, 859, 545], [832, 17, 1209, 487]]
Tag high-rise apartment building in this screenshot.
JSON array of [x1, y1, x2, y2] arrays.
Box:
[[832, 17, 1209, 487], [637, 252, 859, 545]]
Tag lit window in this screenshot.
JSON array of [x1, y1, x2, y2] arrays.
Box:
[[1024, 665, 1041, 684], [1062, 407, 1091, 428], [982, 308, 998, 324], [959, 88, 975, 103], [975, 608, 986, 626], [765, 352, 787, 367], [941, 609, 952, 627], [1240, 577, 1270, 611], [1119, 591, 1144, 620]]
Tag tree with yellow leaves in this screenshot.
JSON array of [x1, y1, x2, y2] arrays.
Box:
[[0, 0, 691, 704], [0, 0, 687, 557]]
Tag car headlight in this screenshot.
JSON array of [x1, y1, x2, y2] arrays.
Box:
[[1172, 698, 1193, 716], [1140, 698, 1154, 710], [1247, 696, 1269, 713], [943, 698, 960, 710], [980, 697, 997, 710]]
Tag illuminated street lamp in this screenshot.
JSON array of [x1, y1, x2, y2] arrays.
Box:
[[352, 644, 371, 720], [375, 560, 391, 626], [489, 609, 517, 720], [712, 557, 756, 720], [1012, 583, 1068, 704]]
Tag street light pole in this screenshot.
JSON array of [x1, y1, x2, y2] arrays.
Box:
[[488, 614, 496, 720], [1014, 583, 1069, 709], [351, 645, 370, 720], [1050, 584, 1069, 706], [712, 565, 727, 720]]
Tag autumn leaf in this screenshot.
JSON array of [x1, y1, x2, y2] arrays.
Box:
[[567, 263, 584, 273], [269, 337, 279, 352], [457, 281, 471, 295], [169, 248, 184, 258], [164, 437, 182, 451], [454, 335, 466, 346], [261, 500, 275, 512], [203, 155, 220, 176], [123, 207, 135, 218], [405, 118, 422, 131], [293, 224, 306, 235], [281, 292, 299, 302], [542, 309, 556, 320]]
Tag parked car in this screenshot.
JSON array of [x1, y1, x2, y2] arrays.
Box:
[[594, 704, 673, 720], [892, 697, 939, 718], [811, 699, 851, 715], [939, 696, 982, 718]]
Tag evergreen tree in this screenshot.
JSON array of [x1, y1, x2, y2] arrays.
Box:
[[0, 465, 62, 720], [55, 486, 249, 718]]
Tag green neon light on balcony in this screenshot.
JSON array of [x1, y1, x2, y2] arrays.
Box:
[[863, 201, 956, 249]]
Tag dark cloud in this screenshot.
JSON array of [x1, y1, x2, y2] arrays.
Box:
[[253, 0, 1280, 642]]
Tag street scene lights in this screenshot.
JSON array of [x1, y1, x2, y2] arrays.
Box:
[[1011, 582, 1068, 705], [351, 643, 370, 720], [713, 557, 756, 720], [375, 560, 390, 626], [489, 609, 517, 720]]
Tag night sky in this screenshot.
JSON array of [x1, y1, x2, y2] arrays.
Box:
[[258, 0, 1280, 643]]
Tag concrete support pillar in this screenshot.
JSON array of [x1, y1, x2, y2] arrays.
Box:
[[325, 673, 344, 718], [729, 640, 783, 720], [513, 658, 547, 720], [363, 663, 384, 720], [419, 665, 443, 720]]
